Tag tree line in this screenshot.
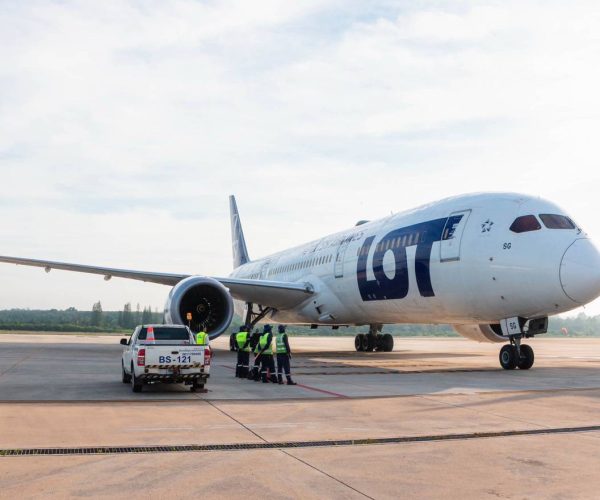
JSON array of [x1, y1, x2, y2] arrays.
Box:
[[0, 306, 599, 336], [0, 303, 162, 332]]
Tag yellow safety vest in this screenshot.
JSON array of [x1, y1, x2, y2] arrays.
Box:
[[259, 333, 273, 355], [196, 331, 209, 345], [275, 333, 288, 354], [236, 331, 250, 352]]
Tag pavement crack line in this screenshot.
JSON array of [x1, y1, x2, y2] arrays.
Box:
[[198, 396, 373, 498], [2, 424, 600, 457], [279, 448, 374, 500], [0, 350, 38, 378], [417, 394, 564, 432], [200, 398, 268, 444]]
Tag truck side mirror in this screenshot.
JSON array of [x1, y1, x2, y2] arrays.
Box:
[[120, 338, 128, 346]]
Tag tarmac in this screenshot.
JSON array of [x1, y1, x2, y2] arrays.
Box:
[[1, 333, 600, 499]]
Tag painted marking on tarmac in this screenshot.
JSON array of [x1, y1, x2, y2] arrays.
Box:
[[125, 427, 195, 432], [296, 383, 348, 398]]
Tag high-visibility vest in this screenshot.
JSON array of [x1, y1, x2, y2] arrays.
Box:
[[236, 331, 250, 352], [253, 335, 261, 354], [275, 333, 288, 354], [259, 333, 272, 354], [196, 331, 209, 345]]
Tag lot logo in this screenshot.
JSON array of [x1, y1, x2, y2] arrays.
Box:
[[356, 217, 460, 301]]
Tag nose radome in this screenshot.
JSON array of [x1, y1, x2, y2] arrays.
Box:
[[560, 239, 600, 304]]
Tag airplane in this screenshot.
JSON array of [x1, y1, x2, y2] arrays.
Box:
[[2, 192, 600, 370]]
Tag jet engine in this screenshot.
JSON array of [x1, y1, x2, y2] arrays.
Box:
[[164, 276, 234, 338], [452, 324, 505, 343]]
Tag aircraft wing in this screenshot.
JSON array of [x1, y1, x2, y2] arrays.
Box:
[[219, 277, 314, 310], [0, 255, 314, 309]]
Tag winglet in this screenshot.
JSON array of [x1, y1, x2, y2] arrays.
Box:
[[229, 195, 250, 268]]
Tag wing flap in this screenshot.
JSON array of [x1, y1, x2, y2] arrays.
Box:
[[218, 278, 313, 309]]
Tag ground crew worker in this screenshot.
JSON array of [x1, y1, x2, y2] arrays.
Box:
[[196, 330, 209, 346], [257, 324, 278, 383], [230, 329, 238, 352], [248, 329, 262, 381], [275, 325, 297, 385], [235, 325, 251, 378]]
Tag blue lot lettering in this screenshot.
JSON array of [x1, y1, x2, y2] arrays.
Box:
[[357, 217, 459, 301]]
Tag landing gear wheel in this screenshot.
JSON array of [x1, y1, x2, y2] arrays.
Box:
[[518, 344, 534, 370], [361, 335, 371, 352], [131, 364, 143, 392], [365, 335, 376, 352], [499, 345, 517, 370], [121, 361, 131, 383], [355, 334, 365, 352], [381, 334, 394, 352]]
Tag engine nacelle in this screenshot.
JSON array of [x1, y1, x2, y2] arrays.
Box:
[[452, 324, 505, 343], [164, 276, 234, 339]]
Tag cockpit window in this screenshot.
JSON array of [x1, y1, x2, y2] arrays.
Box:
[[539, 214, 576, 230], [510, 215, 541, 233]]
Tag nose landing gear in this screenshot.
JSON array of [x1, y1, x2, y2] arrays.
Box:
[[499, 336, 534, 370]]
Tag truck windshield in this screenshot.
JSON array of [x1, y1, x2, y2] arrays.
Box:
[[138, 327, 190, 341]]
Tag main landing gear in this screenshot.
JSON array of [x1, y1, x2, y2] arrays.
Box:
[[355, 324, 394, 352], [499, 336, 534, 370]]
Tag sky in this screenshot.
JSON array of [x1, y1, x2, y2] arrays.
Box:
[[1, 0, 600, 316]]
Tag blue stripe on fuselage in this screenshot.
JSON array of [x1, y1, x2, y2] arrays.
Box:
[[356, 217, 454, 301]]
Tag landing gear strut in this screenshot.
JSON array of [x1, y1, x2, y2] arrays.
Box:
[[355, 324, 394, 352], [499, 336, 534, 370], [244, 302, 275, 330]]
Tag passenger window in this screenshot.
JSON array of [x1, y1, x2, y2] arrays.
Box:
[[539, 214, 576, 230], [510, 215, 541, 233]]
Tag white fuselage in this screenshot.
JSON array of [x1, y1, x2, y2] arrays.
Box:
[[229, 193, 600, 328]]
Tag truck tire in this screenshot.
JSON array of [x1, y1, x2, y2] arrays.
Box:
[[122, 361, 131, 383], [191, 381, 205, 392], [131, 363, 143, 393]]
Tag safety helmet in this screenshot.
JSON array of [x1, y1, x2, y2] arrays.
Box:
[[278, 325, 286, 333]]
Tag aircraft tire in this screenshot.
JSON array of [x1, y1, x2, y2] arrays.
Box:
[[361, 335, 371, 352], [381, 334, 394, 352], [355, 334, 365, 352], [518, 344, 534, 370], [499, 345, 517, 370], [366, 335, 376, 352]]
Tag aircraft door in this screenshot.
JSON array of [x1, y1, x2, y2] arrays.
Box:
[[334, 237, 352, 278], [259, 260, 270, 279], [440, 210, 471, 262]]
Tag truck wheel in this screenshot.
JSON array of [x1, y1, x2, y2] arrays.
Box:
[[131, 364, 143, 393], [122, 361, 131, 383], [191, 381, 205, 392]]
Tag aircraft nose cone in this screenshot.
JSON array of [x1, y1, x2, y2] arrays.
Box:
[[560, 239, 600, 304]]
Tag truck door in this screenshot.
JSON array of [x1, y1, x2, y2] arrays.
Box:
[[440, 210, 471, 262]]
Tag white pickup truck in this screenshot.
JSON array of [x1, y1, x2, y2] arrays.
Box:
[[120, 324, 210, 393]]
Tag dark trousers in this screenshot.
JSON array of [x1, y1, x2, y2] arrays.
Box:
[[249, 354, 262, 380], [236, 351, 249, 378], [260, 354, 277, 382], [276, 354, 291, 376]]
